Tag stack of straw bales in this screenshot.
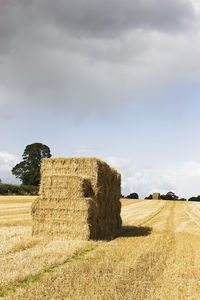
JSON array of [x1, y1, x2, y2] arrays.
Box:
[[153, 193, 160, 200], [32, 157, 122, 240]]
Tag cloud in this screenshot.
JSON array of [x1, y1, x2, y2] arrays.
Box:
[[106, 157, 200, 199], [38, 0, 195, 37], [0, 151, 19, 183], [0, 0, 199, 117], [0, 151, 17, 164], [2, 150, 200, 199], [0, 0, 195, 42]]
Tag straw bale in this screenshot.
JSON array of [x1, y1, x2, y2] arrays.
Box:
[[39, 175, 94, 199], [32, 157, 122, 240], [153, 193, 160, 200]]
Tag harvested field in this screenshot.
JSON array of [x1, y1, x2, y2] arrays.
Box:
[[121, 199, 164, 226], [0, 196, 36, 226], [0, 196, 36, 205], [1, 197, 200, 299], [120, 198, 144, 207], [0, 196, 101, 290]]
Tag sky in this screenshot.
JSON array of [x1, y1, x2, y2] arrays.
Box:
[[1, 0, 200, 199]]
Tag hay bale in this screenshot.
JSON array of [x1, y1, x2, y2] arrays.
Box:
[[153, 193, 160, 200], [32, 157, 122, 240]]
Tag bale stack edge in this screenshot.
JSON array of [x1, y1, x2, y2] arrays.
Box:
[[31, 157, 122, 240]]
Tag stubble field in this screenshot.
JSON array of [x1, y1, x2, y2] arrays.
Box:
[[0, 196, 200, 299]]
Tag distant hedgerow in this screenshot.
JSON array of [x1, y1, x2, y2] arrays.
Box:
[[0, 184, 39, 195]]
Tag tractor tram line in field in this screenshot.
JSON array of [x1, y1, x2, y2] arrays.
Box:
[[121, 200, 165, 227], [0, 199, 165, 298], [1, 198, 200, 299], [183, 202, 200, 229], [123, 203, 176, 299], [1, 200, 171, 299], [184, 206, 200, 228], [0, 247, 97, 298], [137, 202, 166, 227]]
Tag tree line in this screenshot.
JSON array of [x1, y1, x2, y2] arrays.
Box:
[[123, 191, 200, 201], [1, 142, 200, 200], [0, 143, 51, 195]]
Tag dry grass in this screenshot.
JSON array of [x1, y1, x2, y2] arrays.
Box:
[[121, 199, 164, 226], [0, 196, 101, 290], [0, 196, 36, 204], [120, 198, 144, 207], [0, 196, 34, 226], [0, 209, 31, 216], [1, 197, 200, 299], [0, 225, 100, 290]]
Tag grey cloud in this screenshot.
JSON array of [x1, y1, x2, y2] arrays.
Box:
[[40, 0, 195, 37], [0, 0, 199, 118], [0, 0, 196, 60], [0, 0, 195, 45]]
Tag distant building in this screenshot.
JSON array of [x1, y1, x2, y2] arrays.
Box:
[[153, 193, 160, 200]]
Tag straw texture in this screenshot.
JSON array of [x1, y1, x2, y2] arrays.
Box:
[[32, 158, 122, 240], [153, 193, 160, 200]]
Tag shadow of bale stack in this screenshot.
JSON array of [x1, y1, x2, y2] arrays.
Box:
[[32, 157, 122, 240]]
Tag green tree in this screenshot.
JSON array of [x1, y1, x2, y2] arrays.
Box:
[[161, 191, 178, 200], [12, 143, 51, 185], [126, 192, 139, 199], [188, 195, 200, 202]]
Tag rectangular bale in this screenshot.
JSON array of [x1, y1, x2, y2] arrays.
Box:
[[32, 157, 122, 240], [153, 193, 161, 200]]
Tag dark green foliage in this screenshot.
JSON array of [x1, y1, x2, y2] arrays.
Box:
[[145, 192, 180, 200], [145, 193, 187, 201], [160, 191, 179, 200], [188, 195, 200, 202], [0, 184, 39, 195], [126, 192, 139, 199], [12, 143, 51, 186]]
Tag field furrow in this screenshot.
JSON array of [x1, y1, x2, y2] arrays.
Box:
[[121, 199, 164, 226], [1, 197, 200, 299]]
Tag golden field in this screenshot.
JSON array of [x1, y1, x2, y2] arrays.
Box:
[[0, 196, 200, 299]]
